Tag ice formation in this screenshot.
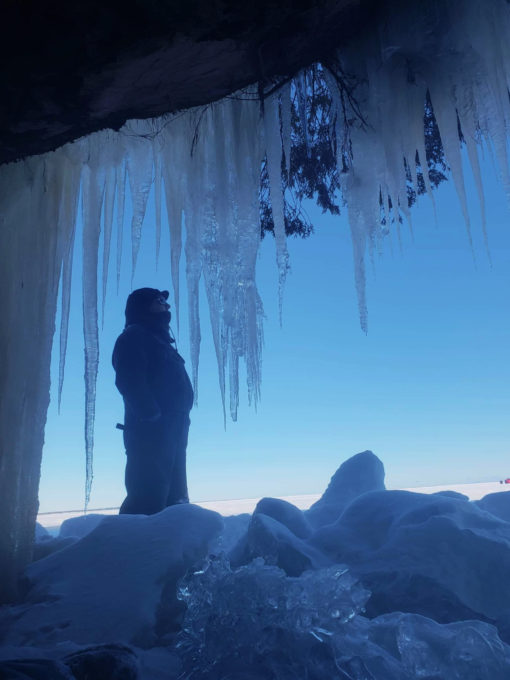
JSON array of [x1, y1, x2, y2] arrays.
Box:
[[3, 452, 510, 678], [1, 0, 510, 507]]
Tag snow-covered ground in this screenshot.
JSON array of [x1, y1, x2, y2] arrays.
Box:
[[3, 451, 510, 679]]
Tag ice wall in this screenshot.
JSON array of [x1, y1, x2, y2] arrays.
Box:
[[1, 0, 510, 597], [0, 157, 75, 600]]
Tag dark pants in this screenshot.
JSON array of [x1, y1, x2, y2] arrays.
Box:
[[119, 413, 190, 515]]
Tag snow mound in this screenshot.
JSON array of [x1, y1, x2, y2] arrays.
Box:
[[255, 496, 313, 539], [229, 512, 331, 576], [306, 449, 385, 527], [312, 489, 510, 629], [475, 491, 510, 523], [59, 513, 107, 539], [433, 489, 470, 501], [34, 523, 51, 541], [2, 504, 222, 647]]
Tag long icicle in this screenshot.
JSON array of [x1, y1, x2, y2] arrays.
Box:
[[81, 160, 105, 511]]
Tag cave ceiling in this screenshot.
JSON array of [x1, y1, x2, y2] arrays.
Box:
[[0, 0, 377, 165]]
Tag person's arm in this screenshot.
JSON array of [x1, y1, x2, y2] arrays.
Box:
[[112, 330, 161, 421]]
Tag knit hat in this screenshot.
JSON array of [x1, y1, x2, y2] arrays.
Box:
[[125, 288, 169, 325]]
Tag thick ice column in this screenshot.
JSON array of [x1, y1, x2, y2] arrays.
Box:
[[0, 157, 73, 602]]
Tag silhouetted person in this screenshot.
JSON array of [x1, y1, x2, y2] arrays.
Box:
[[112, 288, 194, 514]]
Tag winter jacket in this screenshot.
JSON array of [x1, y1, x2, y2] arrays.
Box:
[[112, 323, 194, 426]]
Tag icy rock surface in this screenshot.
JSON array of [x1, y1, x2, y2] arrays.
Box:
[[475, 491, 510, 523], [311, 489, 510, 627], [306, 450, 385, 527], [1, 505, 222, 647]]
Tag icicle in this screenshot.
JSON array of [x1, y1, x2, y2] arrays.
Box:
[[458, 111, 489, 259], [161, 118, 187, 331], [427, 81, 474, 250], [185, 210, 202, 408], [153, 140, 163, 266], [296, 71, 310, 156], [183, 111, 208, 407], [57, 159, 80, 413], [280, 82, 292, 179], [125, 122, 154, 278], [101, 166, 116, 327], [263, 94, 289, 322], [116, 162, 126, 293], [81, 147, 106, 511]]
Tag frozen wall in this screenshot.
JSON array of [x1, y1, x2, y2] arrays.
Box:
[[0, 158, 76, 601]]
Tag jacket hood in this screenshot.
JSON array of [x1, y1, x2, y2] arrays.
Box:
[[125, 288, 169, 326]]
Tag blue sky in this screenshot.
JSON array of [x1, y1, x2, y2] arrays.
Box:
[[39, 151, 510, 513]]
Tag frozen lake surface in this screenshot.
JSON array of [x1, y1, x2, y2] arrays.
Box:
[[37, 480, 510, 529]]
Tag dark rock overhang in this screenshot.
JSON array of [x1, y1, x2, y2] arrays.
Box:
[[0, 0, 378, 164]]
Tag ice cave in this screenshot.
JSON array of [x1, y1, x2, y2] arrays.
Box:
[[1, 0, 510, 677]]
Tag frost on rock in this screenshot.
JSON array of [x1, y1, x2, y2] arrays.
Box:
[[2, 0, 510, 503]]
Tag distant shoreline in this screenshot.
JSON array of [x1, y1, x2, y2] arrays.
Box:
[[37, 481, 510, 529]]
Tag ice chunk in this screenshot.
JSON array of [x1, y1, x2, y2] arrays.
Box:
[[176, 555, 370, 678]]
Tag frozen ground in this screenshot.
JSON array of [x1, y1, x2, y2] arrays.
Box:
[[3, 451, 510, 679]]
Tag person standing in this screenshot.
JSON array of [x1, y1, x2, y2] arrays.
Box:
[[112, 287, 194, 514]]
